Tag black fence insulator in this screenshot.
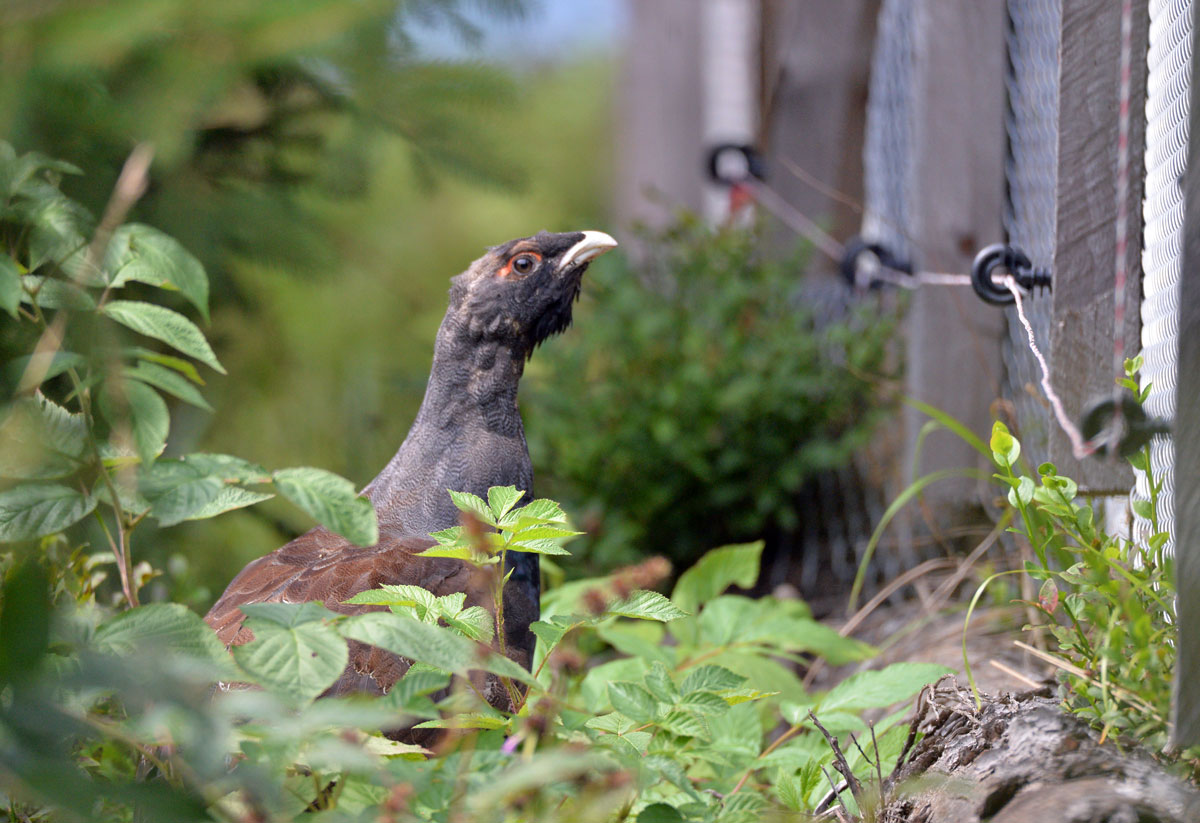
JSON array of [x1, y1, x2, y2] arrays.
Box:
[[839, 236, 913, 289], [970, 243, 1052, 305], [705, 143, 766, 185], [1080, 394, 1171, 458]]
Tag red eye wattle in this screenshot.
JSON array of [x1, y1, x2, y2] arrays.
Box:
[[503, 252, 541, 276]]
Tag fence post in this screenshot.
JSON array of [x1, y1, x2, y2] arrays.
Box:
[[1049, 0, 1148, 492], [903, 0, 1007, 513], [1170, 0, 1200, 749]]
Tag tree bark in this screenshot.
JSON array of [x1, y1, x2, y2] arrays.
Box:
[[881, 678, 1200, 822]]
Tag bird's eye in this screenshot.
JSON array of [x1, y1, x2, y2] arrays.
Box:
[[512, 255, 536, 274]]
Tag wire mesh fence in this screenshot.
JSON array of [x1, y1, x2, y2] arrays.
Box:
[[1002, 0, 1061, 473]]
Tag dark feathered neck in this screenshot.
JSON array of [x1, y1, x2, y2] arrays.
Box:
[[361, 298, 532, 537]]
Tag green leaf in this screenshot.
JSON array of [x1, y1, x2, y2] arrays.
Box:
[[232, 614, 348, 704], [105, 224, 210, 321], [606, 590, 688, 622], [506, 498, 566, 526], [20, 275, 96, 310], [273, 467, 378, 547], [820, 662, 951, 713], [123, 362, 212, 411], [138, 460, 224, 527], [239, 601, 341, 627], [0, 483, 96, 541], [0, 255, 21, 318], [342, 585, 440, 613], [505, 537, 572, 556], [1008, 476, 1035, 507], [2, 351, 86, 391], [180, 485, 273, 521], [338, 611, 534, 685], [443, 606, 494, 644], [678, 690, 730, 716], [638, 804, 684, 823], [487, 485, 524, 520], [178, 453, 270, 484], [0, 393, 88, 479], [671, 542, 763, 614], [680, 665, 746, 694], [1132, 499, 1154, 520], [101, 300, 225, 374], [129, 347, 204, 385], [448, 489, 496, 526], [586, 712, 637, 735], [93, 602, 229, 665], [99, 379, 170, 466], [607, 681, 658, 722], [379, 665, 451, 716], [990, 421, 1020, 467], [644, 662, 679, 704]]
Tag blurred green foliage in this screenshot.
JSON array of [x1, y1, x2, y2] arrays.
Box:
[[0, 0, 616, 602], [525, 217, 898, 571]]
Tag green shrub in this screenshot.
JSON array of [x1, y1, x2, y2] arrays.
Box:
[[525, 216, 897, 571], [961, 357, 1197, 776]]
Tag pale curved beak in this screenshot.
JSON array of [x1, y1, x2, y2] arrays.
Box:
[[558, 230, 618, 272]]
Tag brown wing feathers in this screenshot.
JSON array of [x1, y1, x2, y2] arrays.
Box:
[[202, 230, 616, 716]]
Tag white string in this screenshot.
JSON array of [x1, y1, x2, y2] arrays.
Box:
[[749, 177, 1103, 459], [1005, 276, 1100, 460]]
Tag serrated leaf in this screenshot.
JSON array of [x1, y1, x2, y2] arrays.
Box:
[[239, 601, 340, 627], [586, 712, 636, 735], [20, 276, 96, 310], [671, 542, 763, 614], [128, 347, 204, 385], [105, 223, 210, 321], [0, 393, 88, 479], [342, 584, 439, 611], [338, 611, 533, 685], [679, 690, 729, 715], [379, 665, 450, 717], [123, 362, 212, 411], [658, 710, 709, 739], [505, 498, 566, 526], [506, 538, 572, 556], [101, 300, 224, 374], [0, 483, 96, 541], [232, 615, 348, 704], [680, 665, 747, 694], [448, 489, 495, 526], [273, 467, 377, 547], [177, 453, 271, 484], [443, 606, 494, 644], [607, 681, 657, 722], [820, 662, 952, 713], [644, 662, 679, 703], [139, 460, 224, 526], [487, 485, 524, 520], [99, 379, 169, 466], [511, 525, 580, 541], [607, 590, 688, 622], [93, 602, 229, 666], [179, 485, 273, 521], [0, 255, 20, 317], [414, 545, 477, 561]]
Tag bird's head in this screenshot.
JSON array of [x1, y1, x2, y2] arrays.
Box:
[[448, 230, 618, 355]]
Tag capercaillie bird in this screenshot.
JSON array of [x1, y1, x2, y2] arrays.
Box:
[[204, 230, 617, 703]]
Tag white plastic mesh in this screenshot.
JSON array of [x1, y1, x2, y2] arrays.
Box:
[[1138, 0, 1190, 544], [1002, 0, 1061, 471]]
